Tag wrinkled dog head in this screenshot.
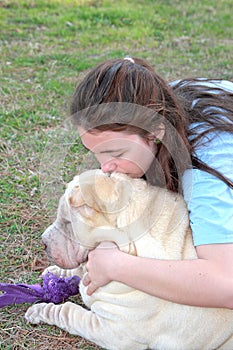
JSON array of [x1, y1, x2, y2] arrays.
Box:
[[42, 169, 150, 269]]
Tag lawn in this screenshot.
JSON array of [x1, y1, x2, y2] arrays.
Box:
[[0, 0, 232, 348]]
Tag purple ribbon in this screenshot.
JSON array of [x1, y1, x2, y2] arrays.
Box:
[[0, 272, 80, 308]]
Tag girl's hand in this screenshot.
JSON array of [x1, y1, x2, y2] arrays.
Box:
[[83, 242, 122, 295]]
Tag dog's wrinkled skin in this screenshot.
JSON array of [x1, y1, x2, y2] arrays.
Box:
[[25, 170, 233, 350]]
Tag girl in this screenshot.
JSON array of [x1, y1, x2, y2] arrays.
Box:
[[70, 57, 233, 308]]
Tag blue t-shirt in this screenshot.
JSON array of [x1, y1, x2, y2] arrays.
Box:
[[179, 80, 233, 246]]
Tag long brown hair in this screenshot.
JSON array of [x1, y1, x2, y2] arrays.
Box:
[[172, 79, 233, 188], [71, 58, 233, 192]]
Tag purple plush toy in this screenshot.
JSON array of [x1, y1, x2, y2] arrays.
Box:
[[0, 272, 80, 308]]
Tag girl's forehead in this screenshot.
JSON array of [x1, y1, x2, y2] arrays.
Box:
[[78, 126, 129, 138], [78, 127, 146, 153]]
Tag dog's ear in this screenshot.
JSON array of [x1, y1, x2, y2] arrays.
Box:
[[68, 175, 120, 212], [69, 186, 85, 207], [68, 171, 131, 213]]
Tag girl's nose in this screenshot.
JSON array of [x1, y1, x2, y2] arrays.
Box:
[[101, 161, 117, 173]]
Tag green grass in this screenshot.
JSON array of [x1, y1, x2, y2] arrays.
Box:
[[1, 0, 232, 348]]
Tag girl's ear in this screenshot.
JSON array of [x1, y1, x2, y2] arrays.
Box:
[[147, 123, 165, 144], [154, 123, 165, 141]]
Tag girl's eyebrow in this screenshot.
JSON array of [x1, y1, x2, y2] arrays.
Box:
[[99, 148, 125, 154]]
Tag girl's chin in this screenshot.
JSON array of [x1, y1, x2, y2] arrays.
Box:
[[127, 173, 144, 179], [111, 170, 145, 179]]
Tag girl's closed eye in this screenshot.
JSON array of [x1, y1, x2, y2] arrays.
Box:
[[112, 152, 124, 158]]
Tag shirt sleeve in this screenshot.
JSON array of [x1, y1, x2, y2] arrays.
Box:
[[182, 130, 233, 246]]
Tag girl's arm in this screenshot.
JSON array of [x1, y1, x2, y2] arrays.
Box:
[[83, 242, 233, 309]]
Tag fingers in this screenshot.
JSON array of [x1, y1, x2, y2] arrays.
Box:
[[82, 273, 98, 295], [87, 283, 98, 296], [80, 241, 118, 296], [83, 273, 91, 286]]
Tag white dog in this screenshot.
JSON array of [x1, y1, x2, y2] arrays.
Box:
[[25, 170, 233, 350]]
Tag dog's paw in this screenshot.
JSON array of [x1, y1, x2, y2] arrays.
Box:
[[41, 265, 82, 278], [41, 265, 63, 277], [25, 303, 48, 325]]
